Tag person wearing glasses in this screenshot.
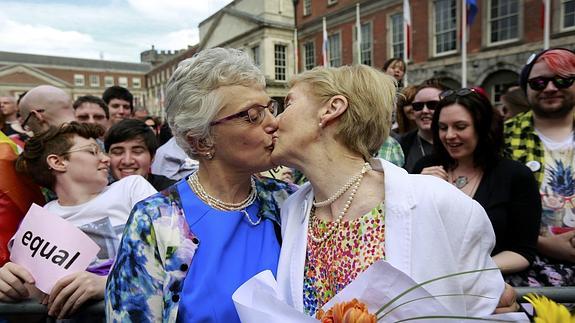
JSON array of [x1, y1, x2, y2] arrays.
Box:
[[105, 48, 296, 322], [18, 85, 76, 136], [398, 79, 449, 172], [504, 48, 575, 287], [412, 88, 541, 277], [267, 65, 509, 319], [0, 122, 156, 319]]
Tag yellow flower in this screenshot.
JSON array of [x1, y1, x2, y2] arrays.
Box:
[[524, 293, 575, 323]]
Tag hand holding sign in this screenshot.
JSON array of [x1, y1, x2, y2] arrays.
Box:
[[10, 204, 100, 294], [0, 262, 36, 302]]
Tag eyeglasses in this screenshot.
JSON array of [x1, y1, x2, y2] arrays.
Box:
[[63, 144, 106, 157], [21, 109, 45, 128], [412, 100, 439, 112], [439, 88, 477, 100], [210, 100, 278, 126], [527, 76, 575, 91]]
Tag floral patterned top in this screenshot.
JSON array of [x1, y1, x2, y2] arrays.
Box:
[[105, 175, 296, 323], [303, 202, 386, 316]]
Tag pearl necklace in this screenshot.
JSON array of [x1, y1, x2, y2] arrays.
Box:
[[309, 164, 368, 243], [187, 172, 261, 225], [313, 162, 371, 207]]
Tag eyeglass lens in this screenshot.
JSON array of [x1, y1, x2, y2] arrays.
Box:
[[412, 101, 439, 111]]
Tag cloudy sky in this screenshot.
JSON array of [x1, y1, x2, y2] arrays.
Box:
[[0, 0, 234, 63]]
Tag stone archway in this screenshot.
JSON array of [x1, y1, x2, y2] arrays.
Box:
[[480, 69, 519, 104]]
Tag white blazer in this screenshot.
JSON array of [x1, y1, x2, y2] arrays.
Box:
[[276, 158, 504, 316]]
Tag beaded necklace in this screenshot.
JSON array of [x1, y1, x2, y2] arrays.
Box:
[[187, 172, 261, 225]]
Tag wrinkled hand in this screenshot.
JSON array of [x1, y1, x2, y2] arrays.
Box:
[[47, 271, 106, 319], [420, 166, 448, 181], [494, 283, 520, 314], [0, 262, 35, 302], [539, 231, 575, 262]]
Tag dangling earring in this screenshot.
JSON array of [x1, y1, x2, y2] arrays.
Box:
[[318, 122, 323, 128], [205, 151, 214, 160]]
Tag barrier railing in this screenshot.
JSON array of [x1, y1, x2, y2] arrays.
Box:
[[0, 287, 573, 317]]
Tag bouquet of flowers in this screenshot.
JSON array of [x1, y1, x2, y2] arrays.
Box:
[[232, 260, 529, 323]]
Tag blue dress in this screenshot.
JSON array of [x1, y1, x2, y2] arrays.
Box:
[[176, 179, 281, 322]]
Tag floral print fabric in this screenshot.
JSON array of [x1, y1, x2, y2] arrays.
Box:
[[303, 203, 385, 316], [105, 176, 296, 323]]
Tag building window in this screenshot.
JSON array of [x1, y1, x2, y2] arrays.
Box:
[[562, 0, 575, 30], [252, 45, 261, 66], [328, 33, 341, 67], [433, 0, 457, 55], [488, 0, 519, 44], [303, 0, 311, 16], [303, 41, 315, 70], [119, 77, 128, 88], [360, 22, 373, 66], [89, 75, 99, 87], [274, 44, 287, 81], [133, 77, 141, 89], [74, 74, 85, 87], [390, 13, 405, 59], [105, 76, 114, 87]]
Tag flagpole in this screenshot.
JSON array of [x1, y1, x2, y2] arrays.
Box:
[[543, 0, 550, 49], [403, 0, 410, 86], [294, 28, 299, 74], [356, 3, 361, 65], [323, 17, 328, 67], [461, 0, 467, 88]]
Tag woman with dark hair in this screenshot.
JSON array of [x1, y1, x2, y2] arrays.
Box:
[[413, 88, 541, 275]]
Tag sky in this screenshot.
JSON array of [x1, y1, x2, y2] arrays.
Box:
[[0, 0, 234, 63]]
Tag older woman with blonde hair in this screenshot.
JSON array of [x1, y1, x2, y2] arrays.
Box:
[[271, 65, 506, 318], [105, 48, 295, 322]]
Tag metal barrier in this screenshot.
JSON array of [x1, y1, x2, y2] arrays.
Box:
[[0, 288, 573, 318]]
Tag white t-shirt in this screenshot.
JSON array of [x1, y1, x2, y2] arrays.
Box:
[[44, 175, 157, 269], [536, 130, 575, 235]]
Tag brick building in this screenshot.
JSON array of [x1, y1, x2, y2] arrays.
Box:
[[0, 51, 150, 107], [295, 0, 575, 103]]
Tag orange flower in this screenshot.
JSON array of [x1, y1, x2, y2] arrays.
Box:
[[316, 299, 377, 323]]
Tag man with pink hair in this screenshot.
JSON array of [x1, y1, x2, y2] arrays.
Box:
[[505, 48, 575, 286]]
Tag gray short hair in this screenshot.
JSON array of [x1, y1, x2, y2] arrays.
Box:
[[165, 47, 265, 159]]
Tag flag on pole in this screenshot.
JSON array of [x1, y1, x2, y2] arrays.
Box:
[[466, 0, 478, 26], [322, 17, 328, 66], [403, 0, 411, 60], [356, 3, 362, 65]]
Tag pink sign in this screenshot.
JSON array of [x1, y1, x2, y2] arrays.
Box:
[[10, 204, 100, 293]]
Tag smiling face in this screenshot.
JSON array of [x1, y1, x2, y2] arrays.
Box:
[[208, 85, 278, 174], [59, 135, 110, 191], [271, 82, 322, 168], [412, 87, 442, 133], [108, 98, 132, 125], [438, 103, 478, 163], [108, 137, 152, 180], [527, 60, 575, 119]]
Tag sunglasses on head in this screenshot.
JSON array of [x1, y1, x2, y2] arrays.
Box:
[[412, 100, 439, 112], [527, 76, 575, 91], [439, 88, 477, 100]]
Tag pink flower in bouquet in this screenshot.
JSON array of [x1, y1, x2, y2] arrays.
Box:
[[316, 298, 377, 323]]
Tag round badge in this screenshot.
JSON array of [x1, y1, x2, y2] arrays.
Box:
[[525, 160, 541, 172]]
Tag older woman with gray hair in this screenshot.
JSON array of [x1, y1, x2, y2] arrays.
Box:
[[105, 47, 296, 322]]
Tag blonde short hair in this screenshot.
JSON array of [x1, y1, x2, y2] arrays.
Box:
[[289, 65, 396, 159]]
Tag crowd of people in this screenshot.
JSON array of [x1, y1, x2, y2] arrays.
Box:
[[0, 46, 571, 322]]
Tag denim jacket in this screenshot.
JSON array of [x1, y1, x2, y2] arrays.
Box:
[[105, 176, 296, 322]]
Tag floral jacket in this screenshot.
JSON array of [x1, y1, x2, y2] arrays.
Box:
[[105, 176, 296, 322]]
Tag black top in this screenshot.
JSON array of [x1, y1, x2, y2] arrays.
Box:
[[148, 173, 177, 191], [399, 130, 433, 173], [413, 156, 541, 264]]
